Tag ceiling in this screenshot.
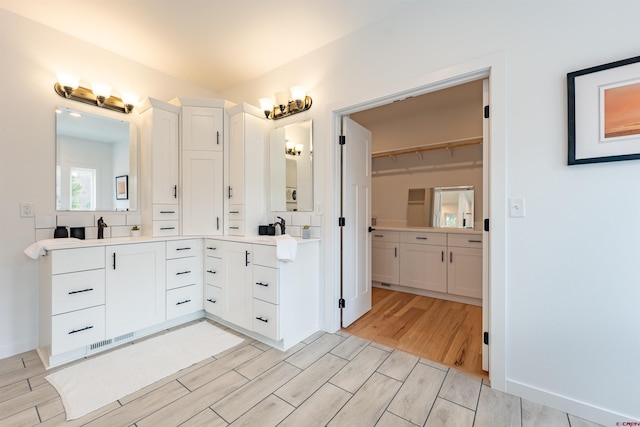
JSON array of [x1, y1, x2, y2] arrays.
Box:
[[0, 0, 417, 93]]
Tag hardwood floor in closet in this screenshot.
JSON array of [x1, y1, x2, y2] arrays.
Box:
[[344, 287, 487, 379]]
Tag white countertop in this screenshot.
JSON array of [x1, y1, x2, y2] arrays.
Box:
[[372, 226, 482, 235]]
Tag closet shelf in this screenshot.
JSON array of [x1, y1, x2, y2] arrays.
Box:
[[371, 136, 482, 159]]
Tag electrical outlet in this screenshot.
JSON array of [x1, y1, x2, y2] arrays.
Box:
[[20, 202, 34, 218]]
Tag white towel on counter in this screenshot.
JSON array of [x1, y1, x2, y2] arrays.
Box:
[[24, 238, 81, 260], [274, 234, 297, 262]]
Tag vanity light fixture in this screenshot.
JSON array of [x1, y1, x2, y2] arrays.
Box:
[[54, 73, 138, 114], [259, 85, 312, 120]]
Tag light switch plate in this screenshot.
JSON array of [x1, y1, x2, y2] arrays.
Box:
[[509, 198, 525, 218]]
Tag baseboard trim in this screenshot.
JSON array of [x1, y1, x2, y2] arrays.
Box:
[[506, 378, 637, 426]]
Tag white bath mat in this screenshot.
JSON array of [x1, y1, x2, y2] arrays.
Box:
[[46, 321, 245, 420]]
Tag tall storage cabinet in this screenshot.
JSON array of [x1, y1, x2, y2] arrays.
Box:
[[139, 98, 181, 237], [227, 103, 268, 236]]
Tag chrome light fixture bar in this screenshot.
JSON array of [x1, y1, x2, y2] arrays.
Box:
[[260, 86, 312, 120], [54, 74, 137, 114]]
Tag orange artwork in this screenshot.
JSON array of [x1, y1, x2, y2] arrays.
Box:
[[118, 181, 125, 195], [603, 81, 640, 139]]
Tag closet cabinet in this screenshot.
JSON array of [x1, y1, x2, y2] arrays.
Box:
[[371, 231, 399, 284], [399, 231, 447, 293], [227, 104, 268, 236], [139, 99, 181, 237]]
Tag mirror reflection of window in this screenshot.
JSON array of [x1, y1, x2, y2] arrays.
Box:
[[70, 167, 97, 210]]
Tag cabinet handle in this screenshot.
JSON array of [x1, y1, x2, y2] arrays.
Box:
[[468, 239, 482, 243], [217, 217, 220, 230], [416, 237, 428, 240], [394, 247, 397, 258], [160, 227, 176, 230], [230, 226, 239, 230], [176, 247, 191, 251], [176, 270, 192, 275], [159, 210, 176, 214], [255, 282, 269, 287], [173, 185, 177, 199], [229, 211, 240, 214], [374, 234, 384, 238], [113, 253, 116, 270], [206, 246, 217, 251], [69, 325, 93, 335], [207, 298, 217, 304], [442, 251, 444, 262], [207, 270, 217, 274], [228, 186, 233, 199], [216, 130, 220, 145], [256, 316, 269, 323], [245, 251, 250, 266], [68, 288, 94, 295], [176, 299, 191, 305], [450, 252, 453, 263]]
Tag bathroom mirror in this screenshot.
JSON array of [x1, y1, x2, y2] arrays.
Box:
[[432, 186, 474, 228], [56, 106, 138, 211], [269, 119, 313, 211]]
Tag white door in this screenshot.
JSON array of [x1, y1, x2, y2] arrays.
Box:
[[482, 78, 490, 372], [341, 117, 372, 327], [182, 150, 223, 235]]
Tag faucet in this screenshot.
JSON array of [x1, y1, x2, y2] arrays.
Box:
[[275, 216, 286, 235], [97, 217, 108, 239]]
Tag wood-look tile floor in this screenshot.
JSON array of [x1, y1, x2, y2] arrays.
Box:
[[344, 287, 486, 379], [0, 319, 603, 427]]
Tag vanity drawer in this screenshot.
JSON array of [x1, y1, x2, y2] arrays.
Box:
[[167, 257, 202, 290], [400, 231, 446, 246], [228, 204, 244, 219], [204, 256, 224, 287], [153, 204, 179, 220], [166, 284, 203, 320], [252, 265, 279, 304], [204, 284, 223, 316], [166, 238, 202, 259], [153, 220, 179, 236], [371, 231, 399, 243], [204, 239, 223, 258], [51, 305, 105, 355], [448, 233, 483, 249], [252, 299, 279, 341], [253, 244, 278, 268], [51, 246, 105, 274], [52, 269, 105, 315], [228, 220, 244, 236]]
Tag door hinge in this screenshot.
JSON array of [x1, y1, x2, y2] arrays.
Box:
[[484, 105, 490, 119], [484, 218, 490, 232], [338, 298, 346, 308], [483, 332, 489, 345], [338, 217, 346, 227], [339, 135, 346, 145]]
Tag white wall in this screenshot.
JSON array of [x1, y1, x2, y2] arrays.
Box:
[[0, 9, 215, 359], [219, 2, 640, 424]]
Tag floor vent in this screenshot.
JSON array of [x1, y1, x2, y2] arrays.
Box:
[[380, 282, 391, 287], [89, 339, 112, 351], [114, 332, 134, 343]]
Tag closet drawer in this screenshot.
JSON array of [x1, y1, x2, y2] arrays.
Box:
[[252, 265, 279, 304], [52, 269, 105, 315], [204, 256, 224, 287], [371, 231, 399, 243], [204, 239, 223, 258], [400, 231, 446, 246], [204, 284, 223, 316], [51, 247, 105, 274], [447, 233, 482, 249], [252, 299, 279, 341], [228, 204, 244, 219], [167, 257, 202, 290], [166, 284, 203, 320], [51, 305, 105, 355], [153, 221, 179, 236], [166, 239, 201, 259], [228, 220, 244, 236], [153, 204, 179, 220]]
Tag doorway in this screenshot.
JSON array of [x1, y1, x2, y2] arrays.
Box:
[[342, 80, 489, 378]]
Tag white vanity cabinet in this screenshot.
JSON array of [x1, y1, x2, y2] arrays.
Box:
[[204, 239, 224, 317], [219, 240, 254, 329], [227, 104, 268, 236], [446, 234, 483, 299], [371, 231, 400, 285], [139, 98, 181, 237], [166, 239, 203, 320], [105, 242, 166, 337], [399, 231, 447, 293]]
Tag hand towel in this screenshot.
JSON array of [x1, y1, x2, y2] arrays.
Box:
[[274, 234, 297, 262], [24, 238, 80, 259]]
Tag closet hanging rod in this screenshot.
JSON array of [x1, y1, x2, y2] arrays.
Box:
[[371, 136, 482, 159]]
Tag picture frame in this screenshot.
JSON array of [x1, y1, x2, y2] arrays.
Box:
[[115, 175, 128, 200], [568, 55, 640, 165]]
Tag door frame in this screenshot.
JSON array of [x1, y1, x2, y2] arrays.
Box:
[[328, 52, 507, 390]]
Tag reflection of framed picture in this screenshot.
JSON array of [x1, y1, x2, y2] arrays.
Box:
[[568, 55, 640, 165], [116, 175, 128, 200]]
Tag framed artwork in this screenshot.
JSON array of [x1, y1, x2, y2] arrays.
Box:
[[568, 55, 640, 165], [115, 175, 128, 200]]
